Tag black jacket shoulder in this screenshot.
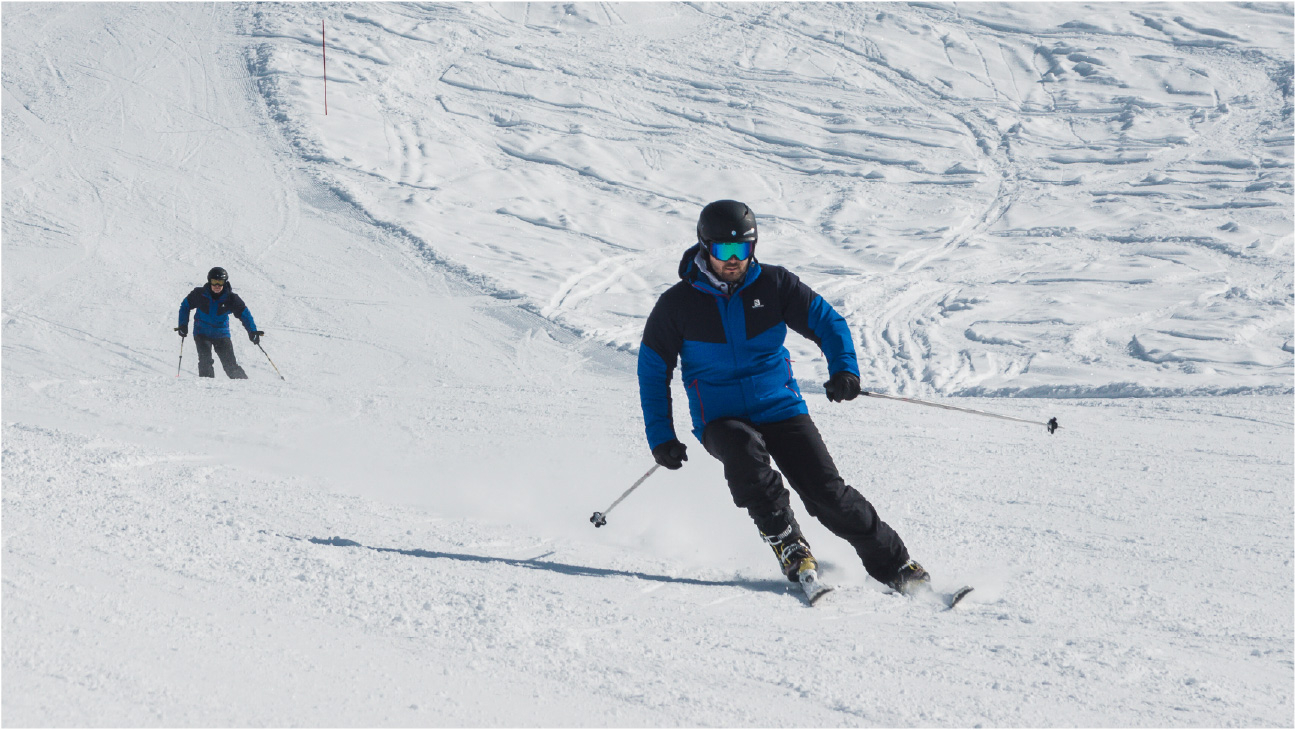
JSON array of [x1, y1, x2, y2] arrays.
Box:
[[642, 281, 699, 363]]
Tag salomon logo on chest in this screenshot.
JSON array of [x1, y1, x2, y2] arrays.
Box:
[[743, 292, 782, 339]]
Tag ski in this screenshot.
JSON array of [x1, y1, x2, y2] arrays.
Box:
[[888, 583, 975, 610], [944, 585, 974, 609], [798, 569, 833, 606]]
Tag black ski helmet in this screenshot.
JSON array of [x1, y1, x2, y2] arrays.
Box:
[[697, 200, 757, 247], [207, 267, 228, 284]]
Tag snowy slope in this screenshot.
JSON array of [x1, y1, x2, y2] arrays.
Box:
[[252, 1, 1294, 395], [2, 3, 1292, 726]]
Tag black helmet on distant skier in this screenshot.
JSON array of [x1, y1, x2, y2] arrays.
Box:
[[208, 267, 228, 285], [697, 200, 758, 247]]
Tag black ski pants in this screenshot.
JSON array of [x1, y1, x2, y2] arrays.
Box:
[[193, 334, 247, 379], [702, 413, 908, 583]]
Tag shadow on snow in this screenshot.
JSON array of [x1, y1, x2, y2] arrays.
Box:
[[284, 533, 792, 596]]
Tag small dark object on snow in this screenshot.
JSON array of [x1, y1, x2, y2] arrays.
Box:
[[590, 511, 607, 528], [1047, 417, 1059, 434]]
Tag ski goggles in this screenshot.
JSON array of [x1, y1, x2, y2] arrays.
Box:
[[209, 279, 227, 286], [706, 240, 753, 261]]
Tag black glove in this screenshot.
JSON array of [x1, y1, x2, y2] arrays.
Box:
[[823, 371, 861, 402], [249, 330, 262, 345], [651, 439, 688, 470], [176, 325, 187, 338]]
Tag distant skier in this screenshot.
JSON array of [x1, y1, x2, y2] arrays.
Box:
[[638, 200, 929, 594], [177, 267, 259, 379]]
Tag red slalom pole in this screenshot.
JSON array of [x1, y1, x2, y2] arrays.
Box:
[[322, 20, 328, 115]]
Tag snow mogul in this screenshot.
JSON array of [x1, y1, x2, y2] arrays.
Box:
[[637, 200, 929, 596], [176, 267, 260, 379]]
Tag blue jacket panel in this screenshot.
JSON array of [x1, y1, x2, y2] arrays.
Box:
[[179, 284, 256, 339], [637, 245, 859, 448]]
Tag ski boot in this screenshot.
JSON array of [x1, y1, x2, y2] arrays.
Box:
[[761, 525, 817, 583], [886, 559, 932, 595]]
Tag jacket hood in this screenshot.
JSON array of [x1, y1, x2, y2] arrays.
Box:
[[677, 243, 704, 281]]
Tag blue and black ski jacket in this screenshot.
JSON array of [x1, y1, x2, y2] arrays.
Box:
[[178, 283, 257, 339], [637, 244, 859, 448]]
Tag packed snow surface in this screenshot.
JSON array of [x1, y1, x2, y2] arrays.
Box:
[[3, 2, 1292, 726]]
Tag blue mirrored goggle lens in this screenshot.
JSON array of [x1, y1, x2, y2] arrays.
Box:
[[708, 241, 752, 261]]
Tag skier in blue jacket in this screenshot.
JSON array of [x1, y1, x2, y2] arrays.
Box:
[[177, 267, 259, 379], [638, 200, 929, 594]]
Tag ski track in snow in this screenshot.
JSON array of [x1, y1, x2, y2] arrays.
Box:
[[2, 3, 1292, 726], [248, 1, 1291, 397]]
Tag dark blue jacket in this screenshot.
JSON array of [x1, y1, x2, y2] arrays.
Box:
[[179, 283, 256, 339], [637, 245, 859, 448]]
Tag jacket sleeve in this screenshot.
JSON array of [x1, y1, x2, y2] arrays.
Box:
[[178, 291, 194, 330], [779, 269, 859, 377], [231, 294, 257, 334], [637, 291, 683, 449]]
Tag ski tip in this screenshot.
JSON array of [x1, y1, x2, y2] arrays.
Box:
[[945, 586, 974, 609], [807, 586, 834, 606], [798, 569, 833, 606]]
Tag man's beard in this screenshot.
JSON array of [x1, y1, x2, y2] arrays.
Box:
[[714, 261, 747, 282]]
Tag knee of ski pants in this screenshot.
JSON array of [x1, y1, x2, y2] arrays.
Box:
[[702, 418, 788, 512], [701, 418, 773, 475]]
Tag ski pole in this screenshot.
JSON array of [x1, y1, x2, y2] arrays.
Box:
[[590, 464, 660, 528], [861, 391, 1060, 434], [253, 333, 285, 381], [173, 328, 185, 377]]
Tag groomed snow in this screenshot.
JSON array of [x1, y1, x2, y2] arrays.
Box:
[[3, 3, 1292, 726]]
